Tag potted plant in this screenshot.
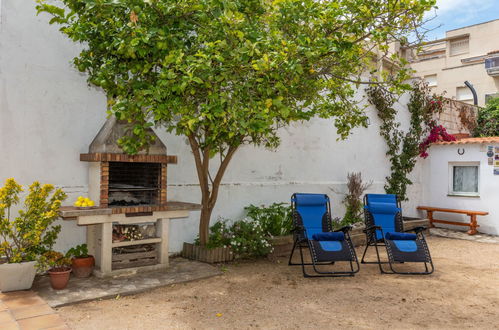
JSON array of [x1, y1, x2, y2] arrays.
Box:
[[38, 251, 72, 290], [0, 179, 66, 292], [66, 244, 94, 278]]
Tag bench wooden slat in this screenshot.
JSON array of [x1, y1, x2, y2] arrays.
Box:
[[417, 205, 488, 235], [431, 219, 480, 228], [417, 206, 488, 216]]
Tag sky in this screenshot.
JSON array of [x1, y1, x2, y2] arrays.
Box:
[[423, 0, 499, 40]]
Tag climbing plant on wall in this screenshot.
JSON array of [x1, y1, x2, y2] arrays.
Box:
[[366, 81, 446, 200], [474, 97, 499, 137]]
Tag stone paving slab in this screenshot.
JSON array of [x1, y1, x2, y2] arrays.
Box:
[[32, 258, 221, 308], [430, 228, 499, 244], [0, 291, 68, 330]]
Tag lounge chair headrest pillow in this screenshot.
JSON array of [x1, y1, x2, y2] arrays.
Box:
[[366, 194, 397, 204], [312, 232, 345, 241], [294, 194, 327, 206], [365, 202, 401, 215], [385, 232, 417, 240]]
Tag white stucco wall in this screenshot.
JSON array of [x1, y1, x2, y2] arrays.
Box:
[[1, 1, 426, 254], [421, 143, 499, 235]]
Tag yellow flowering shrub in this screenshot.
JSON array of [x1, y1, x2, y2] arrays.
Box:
[[0, 178, 67, 263]]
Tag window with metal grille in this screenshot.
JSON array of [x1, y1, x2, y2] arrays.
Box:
[[485, 56, 499, 69]]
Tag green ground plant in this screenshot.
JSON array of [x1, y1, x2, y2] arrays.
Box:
[[229, 218, 271, 258], [245, 203, 292, 237], [196, 203, 291, 258], [194, 219, 232, 249]]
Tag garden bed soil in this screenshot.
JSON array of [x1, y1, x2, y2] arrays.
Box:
[[57, 236, 499, 329]]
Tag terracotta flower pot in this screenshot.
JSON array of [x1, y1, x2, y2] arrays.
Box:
[[71, 256, 95, 278], [48, 268, 71, 290]]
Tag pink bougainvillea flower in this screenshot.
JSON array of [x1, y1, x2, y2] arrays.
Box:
[[419, 125, 456, 158]]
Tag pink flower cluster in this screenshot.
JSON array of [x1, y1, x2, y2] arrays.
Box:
[[419, 125, 456, 158], [429, 99, 443, 112]]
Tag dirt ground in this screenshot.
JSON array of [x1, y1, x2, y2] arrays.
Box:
[[58, 236, 499, 329]]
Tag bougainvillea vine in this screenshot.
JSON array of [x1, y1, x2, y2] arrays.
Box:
[[419, 125, 456, 158], [367, 81, 447, 200]]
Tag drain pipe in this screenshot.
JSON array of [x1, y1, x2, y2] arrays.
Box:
[[464, 81, 478, 105]]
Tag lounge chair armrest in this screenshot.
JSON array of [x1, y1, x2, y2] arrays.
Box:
[[363, 225, 381, 233], [334, 225, 353, 233], [291, 225, 304, 233]]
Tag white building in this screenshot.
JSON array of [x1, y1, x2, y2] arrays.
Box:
[[405, 19, 499, 106], [422, 137, 499, 235]]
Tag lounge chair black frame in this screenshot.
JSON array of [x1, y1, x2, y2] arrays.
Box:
[[288, 193, 360, 278], [360, 194, 434, 275]]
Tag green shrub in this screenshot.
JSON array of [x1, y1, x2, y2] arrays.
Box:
[[195, 202, 294, 258], [474, 97, 499, 137], [194, 219, 232, 249], [0, 178, 67, 263], [228, 218, 272, 258], [244, 203, 293, 237], [195, 217, 272, 258]]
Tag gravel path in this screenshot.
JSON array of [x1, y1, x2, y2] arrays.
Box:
[[58, 236, 499, 329]]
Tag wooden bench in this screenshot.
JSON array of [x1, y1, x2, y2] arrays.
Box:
[[417, 206, 489, 235]]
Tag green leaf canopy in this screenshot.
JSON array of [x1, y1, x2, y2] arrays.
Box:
[[37, 0, 434, 154]]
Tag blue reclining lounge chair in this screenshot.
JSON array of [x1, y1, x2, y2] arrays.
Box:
[[361, 194, 434, 275], [288, 193, 359, 277]]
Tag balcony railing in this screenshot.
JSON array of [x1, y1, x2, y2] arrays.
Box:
[[485, 56, 499, 76]]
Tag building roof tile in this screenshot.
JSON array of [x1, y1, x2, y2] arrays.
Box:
[[435, 137, 499, 145]]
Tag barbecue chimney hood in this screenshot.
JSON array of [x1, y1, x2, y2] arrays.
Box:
[[89, 116, 166, 155], [81, 117, 177, 164]]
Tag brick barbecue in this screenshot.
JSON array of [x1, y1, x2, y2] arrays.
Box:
[[60, 117, 200, 277], [80, 116, 177, 214]]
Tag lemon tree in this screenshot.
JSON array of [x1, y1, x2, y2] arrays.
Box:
[[36, 0, 434, 245]]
